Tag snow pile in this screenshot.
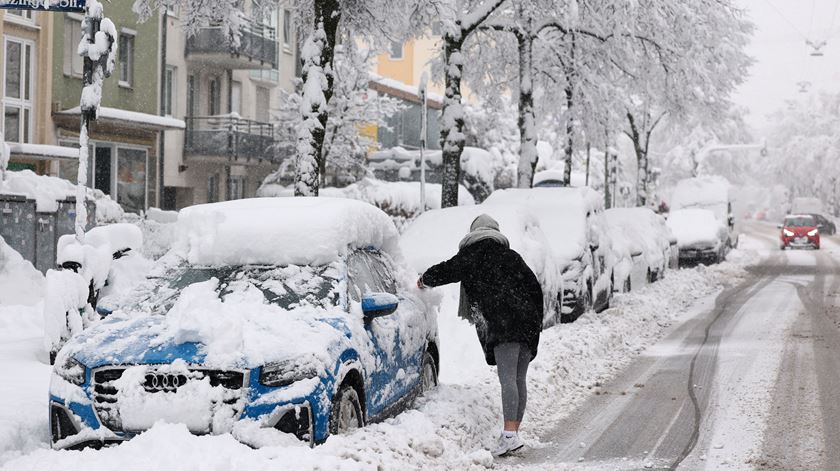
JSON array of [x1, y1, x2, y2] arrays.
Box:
[[0, 237, 44, 306], [0, 169, 123, 222], [257, 179, 475, 231], [175, 198, 401, 267], [45, 224, 152, 353], [667, 208, 725, 248]]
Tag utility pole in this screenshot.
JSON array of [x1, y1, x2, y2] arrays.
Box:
[[419, 72, 428, 213], [76, 0, 115, 243]]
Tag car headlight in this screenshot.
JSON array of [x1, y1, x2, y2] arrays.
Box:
[[783, 229, 795, 237], [259, 362, 318, 388], [56, 356, 86, 386], [808, 229, 818, 237]]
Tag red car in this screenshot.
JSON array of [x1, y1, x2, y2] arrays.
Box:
[[780, 214, 820, 250]]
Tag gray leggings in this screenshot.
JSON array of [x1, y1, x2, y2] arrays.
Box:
[[495, 342, 531, 422]]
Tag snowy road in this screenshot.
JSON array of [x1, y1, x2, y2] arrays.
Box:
[[506, 223, 840, 470]]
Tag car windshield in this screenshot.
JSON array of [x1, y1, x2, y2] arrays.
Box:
[[139, 264, 341, 313], [784, 216, 816, 227]]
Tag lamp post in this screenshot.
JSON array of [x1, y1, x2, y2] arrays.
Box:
[[418, 72, 429, 213]]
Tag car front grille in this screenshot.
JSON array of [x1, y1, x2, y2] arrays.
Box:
[[91, 366, 247, 433]]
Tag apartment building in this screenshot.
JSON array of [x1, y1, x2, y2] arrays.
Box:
[[160, 3, 297, 209], [3, 2, 296, 213]]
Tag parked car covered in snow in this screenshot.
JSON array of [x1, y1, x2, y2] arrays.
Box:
[[606, 208, 677, 291], [49, 198, 439, 449], [400, 204, 563, 328], [667, 208, 730, 264], [669, 176, 738, 249], [484, 187, 614, 321]]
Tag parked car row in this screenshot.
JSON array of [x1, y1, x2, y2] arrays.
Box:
[[47, 187, 698, 452]]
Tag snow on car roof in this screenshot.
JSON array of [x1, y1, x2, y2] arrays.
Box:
[[175, 197, 400, 267], [670, 176, 732, 210], [484, 187, 603, 262]]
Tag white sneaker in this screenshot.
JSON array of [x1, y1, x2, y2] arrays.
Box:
[[492, 432, 525, 457]]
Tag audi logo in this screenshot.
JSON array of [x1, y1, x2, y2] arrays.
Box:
[[143, 373, 189, 392]]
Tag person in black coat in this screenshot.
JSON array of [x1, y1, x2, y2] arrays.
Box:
[[418, 214, 544, 456]]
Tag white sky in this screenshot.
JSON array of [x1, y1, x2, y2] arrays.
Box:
[[733, 0, 840, 132]]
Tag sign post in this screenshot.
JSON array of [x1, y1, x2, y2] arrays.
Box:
[[0, 0, 85, 13]]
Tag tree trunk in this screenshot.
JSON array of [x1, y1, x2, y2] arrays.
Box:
[[626, 113, 648, 206], [563, 85, 574, 186], [603, 130, 611, 208], [516, 33, 537, 188], [294, 0, 340, 197], [440, 34, 465, 207]]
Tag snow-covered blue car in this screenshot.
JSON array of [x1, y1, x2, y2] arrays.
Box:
[[49, 198, 439, 449]]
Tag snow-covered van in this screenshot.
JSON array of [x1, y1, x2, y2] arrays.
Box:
[[484, 187, 614, 321], [669, 176, 738, 251], [49, 198, 438, 449]]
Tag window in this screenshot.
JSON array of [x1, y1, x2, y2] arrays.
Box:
[[283, 9, 293, 48], [117, 148, 147, 214], [7, 10, 34, 21], [347, 251, 396, 301], [208, 77, 221, 115], [4, 38, 34, 143], [389, 41, 403, 60], [163, 66, 176, 116], [207, 173, 220, 203], [187, 74, 197, 117], [118, 33, 134, 86], [63, 17, 84, 77], [255, 86, 270, 122], [231, 81, 242, 116], [228, 175, 245, 200]]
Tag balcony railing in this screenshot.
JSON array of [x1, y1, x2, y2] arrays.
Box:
[[184, 116, 279, 163], [186, 20, 278, 69]]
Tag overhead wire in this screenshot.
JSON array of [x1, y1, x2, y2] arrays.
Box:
[[762, 0, 810, 40]]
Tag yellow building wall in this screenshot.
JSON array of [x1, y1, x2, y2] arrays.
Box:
[[376, 41, 415, 84]]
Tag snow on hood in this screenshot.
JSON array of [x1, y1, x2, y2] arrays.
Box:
[[667, 209, 725, 248], [485, 187, 603, 263], [174, 197, 401, 267], [62, 268, 354, 371]]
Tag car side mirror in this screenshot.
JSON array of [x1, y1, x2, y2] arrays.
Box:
[[776, 224, 783, 229], [362, 293, 399, 320], [728, 216, 735, 227], [631, 248, 643, 258]]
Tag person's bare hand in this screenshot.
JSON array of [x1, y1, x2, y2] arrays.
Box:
[[417, 277, 425, 290]]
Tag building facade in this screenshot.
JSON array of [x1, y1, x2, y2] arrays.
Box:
[[161, 3, 298, 209]]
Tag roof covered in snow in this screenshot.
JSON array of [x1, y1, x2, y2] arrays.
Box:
[[55, 106, 186, 131], [174, 197, 401, 267], [7, 143, 79, 161]]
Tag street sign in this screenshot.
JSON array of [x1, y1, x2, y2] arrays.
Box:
[[0, 0, 85, 13]]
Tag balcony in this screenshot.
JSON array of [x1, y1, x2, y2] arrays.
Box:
[[185, 21, 278, 70], [184, 116, 279, 164]]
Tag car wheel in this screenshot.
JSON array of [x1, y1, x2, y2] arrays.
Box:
[[420, 351, 438, 393], [329, 384, 364, 436]]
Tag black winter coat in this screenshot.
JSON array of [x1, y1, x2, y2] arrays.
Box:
[[421, 239, 544, 365]]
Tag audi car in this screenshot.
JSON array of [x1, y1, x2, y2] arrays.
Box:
[[780, 214, 820, 250], [49, 198, 439, 450]]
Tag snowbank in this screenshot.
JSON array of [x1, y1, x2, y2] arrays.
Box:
[[175, 197, 401, 267], [0, 237, 43, 306], [0, 170, 122, 222]]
